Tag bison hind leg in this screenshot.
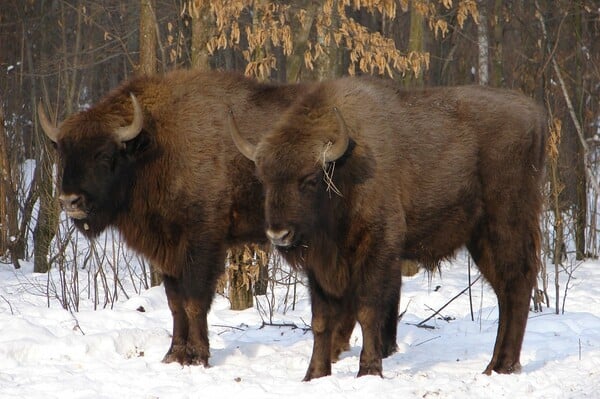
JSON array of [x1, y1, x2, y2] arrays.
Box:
[[467, 222, 539, 375], [330, 311, 355, 362], [381, 286, 400, 358]]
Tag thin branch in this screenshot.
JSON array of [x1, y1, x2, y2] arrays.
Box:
[[417, 274, 482, 327], [259, 321, 312, 332], [1, 295, 14, 315], [535, 1, 600, 194]]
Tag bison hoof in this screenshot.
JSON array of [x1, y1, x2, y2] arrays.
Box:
[[162, 345, 209, 367], [483, 361, 522, 375], [303, 365, 332, 381], [357, 362, 383, 378]]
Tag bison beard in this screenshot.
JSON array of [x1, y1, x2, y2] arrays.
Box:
[[230, 77, 547, 380]]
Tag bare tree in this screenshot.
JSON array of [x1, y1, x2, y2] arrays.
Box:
[[139, 0, 158, 75]]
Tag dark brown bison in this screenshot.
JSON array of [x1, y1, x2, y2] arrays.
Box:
[[229, 77, 547, 380], [36, 69, 323, 367]]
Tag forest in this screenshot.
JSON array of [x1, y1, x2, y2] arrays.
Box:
[[1, 0, 599, 314]]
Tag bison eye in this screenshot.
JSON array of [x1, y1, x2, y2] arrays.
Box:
[[300, 173, 320, 191], [94, 150, 114, 167]]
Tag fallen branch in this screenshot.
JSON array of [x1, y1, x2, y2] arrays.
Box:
[[417, 275, 482, 327], [259, 321, 312, 332]]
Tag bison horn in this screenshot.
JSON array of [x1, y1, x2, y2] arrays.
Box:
[[37, 102, 60, 143], [114, 93, 144, 142], [227, 109, 257, 162], [323, 107, 350, 163]]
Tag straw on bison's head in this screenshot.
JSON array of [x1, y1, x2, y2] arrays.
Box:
[[229, 106, 350, 249], [38, 94, 147, 237]]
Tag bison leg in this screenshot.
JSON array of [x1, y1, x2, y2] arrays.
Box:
[[381, 287, 400, 358], [179, 294, 211, 367], [180, 247, 225, 367], [484, 278, 531, 375], [161, 272, 213, 367], [468, 224, 539, 374], [328, 287, 399, 364], [356, 304, 384, 378], [303, 272, 338, 381], [162, 275, 190, 364], [330, 310, 355, 362], [162, 246, 225, 367]]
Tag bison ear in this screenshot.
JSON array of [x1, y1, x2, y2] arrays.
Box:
[[322, 107, 350, 163], [123, 129, 151, 157]]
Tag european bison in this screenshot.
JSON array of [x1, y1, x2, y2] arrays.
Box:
[[229, 77, 547, 380], [37, 69, 321, 367]]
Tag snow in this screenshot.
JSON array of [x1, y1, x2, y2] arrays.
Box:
[[1, 252, 599, 398]]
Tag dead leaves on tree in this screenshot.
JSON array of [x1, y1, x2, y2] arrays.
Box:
[[184, 0, 478, 80]]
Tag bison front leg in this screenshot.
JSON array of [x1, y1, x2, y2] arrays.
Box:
[[181, 295, 211, 366], [179, 247, 225, 367], [162, 275, 190, 364], [303, 273, 339, 381], [162, 246, 224, 367], [356, 304, 384, 378], [161, 273, 212, 367]]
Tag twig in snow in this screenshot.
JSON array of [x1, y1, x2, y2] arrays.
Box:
[[417, 275, 482, 327], [259, 321, 312, 332], [1, 295, 14, 315]]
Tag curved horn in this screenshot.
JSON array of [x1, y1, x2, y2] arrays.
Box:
[[37, 102, 60, 143], [114, 93, 143, 142], [227, 109, 257, 162], [323, 107, 350, 163]]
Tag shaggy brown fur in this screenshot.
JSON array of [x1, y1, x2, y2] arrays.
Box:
[[232, 77, 546, 380], [38, 70, 321, 367]]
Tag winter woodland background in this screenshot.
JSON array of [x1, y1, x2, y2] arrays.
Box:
[[0, 1, 599, 397]]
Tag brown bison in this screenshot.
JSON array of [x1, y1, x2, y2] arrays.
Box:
[[36, 69, 323, 367], [229, 77, 547, 380]]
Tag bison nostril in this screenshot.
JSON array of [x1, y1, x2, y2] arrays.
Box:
[[59, 193, 82, 209], [266, 228, 294, 246]]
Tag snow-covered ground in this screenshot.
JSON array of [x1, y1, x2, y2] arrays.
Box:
[[1, 251, 598, 398]]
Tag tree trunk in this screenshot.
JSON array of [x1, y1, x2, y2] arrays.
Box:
[[253, 244, 269, 296], [491, 0, 503, 86], [548, 118, 563, 314], [33, 146, 58, 273], [313, 1, 342, 80], [140, 0, 161, 285], [477, 0, 489, 85], [32, 3, 61, 273], [190, 0, 214, 71], [573, 5, 586, 260], [0, 99, 10, 260], [139, 0, 157, 75], [227, 246, 255, 311], [286, 0, 318, 82], [406, 1, 425, 86]]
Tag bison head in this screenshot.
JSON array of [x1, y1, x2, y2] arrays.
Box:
[[38, 94, 145, 237], [228, 107, 350, 249]]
